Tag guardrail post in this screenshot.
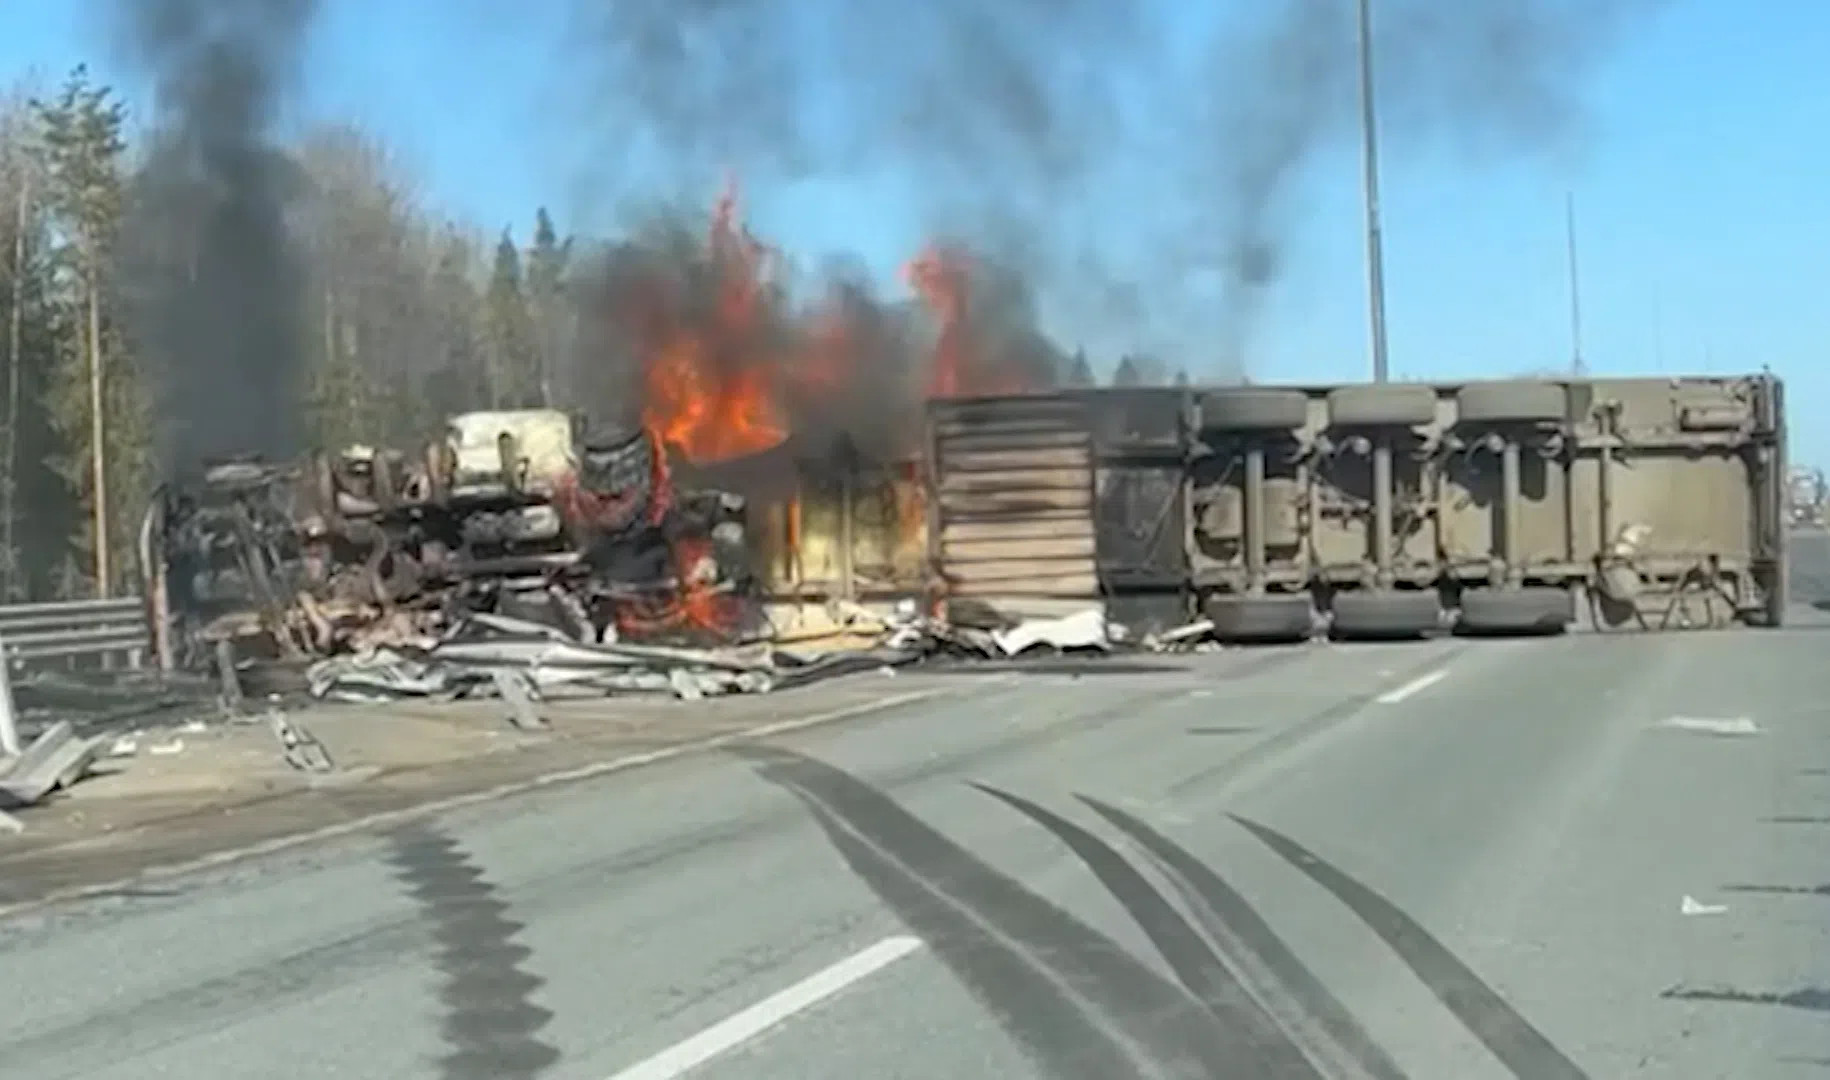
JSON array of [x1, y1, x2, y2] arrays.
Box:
[[0, 635, 18, 758]]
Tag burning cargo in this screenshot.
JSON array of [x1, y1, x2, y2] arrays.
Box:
[[143, 408, 755, 672]]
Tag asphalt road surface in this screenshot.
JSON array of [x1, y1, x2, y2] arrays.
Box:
[[2, 615, 1827, 1079]]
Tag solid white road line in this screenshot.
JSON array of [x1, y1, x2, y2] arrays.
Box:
[[606, 935, 925, 1080], [1374, 667, 1450, 705]]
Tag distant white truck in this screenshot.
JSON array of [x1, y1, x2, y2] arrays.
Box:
[[1787, 466, 1826, 529]]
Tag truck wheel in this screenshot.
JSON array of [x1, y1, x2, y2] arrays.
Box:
[[1202, 593, 1316, 642], [1457, 586, 1573, 635], [1329, 589, 1443, 640], [1327, 384, 1438, 428], [1455, 381, 1568, 424], [1199, 389, 1311, 431], [1753, 562, 1786, 627]]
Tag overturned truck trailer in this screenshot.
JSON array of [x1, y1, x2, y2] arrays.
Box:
[[925, 374, 1788, 639]]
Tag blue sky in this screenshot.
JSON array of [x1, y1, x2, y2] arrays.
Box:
[[3, 2, 1827, 465]]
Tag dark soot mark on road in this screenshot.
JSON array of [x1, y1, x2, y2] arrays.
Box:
[[1231, 815, 1591, 1080], [1186, 725, 1257, 736], [388, 828, 560, 1080], [1662, 986, 1830, 1014], [735, 742, 1297, 1077], [1723, 883, 1830, 897], [1762, 816, 1830, 825]]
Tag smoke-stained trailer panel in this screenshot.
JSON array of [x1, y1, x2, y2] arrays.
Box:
[[1070, 387, 1192, 634], [925, 395, 1101, 619]]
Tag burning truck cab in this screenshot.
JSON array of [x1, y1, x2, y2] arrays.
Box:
[[142, 408, 755, 673]]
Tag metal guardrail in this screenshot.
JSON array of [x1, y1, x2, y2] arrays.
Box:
[[0, 596, 150, 670]]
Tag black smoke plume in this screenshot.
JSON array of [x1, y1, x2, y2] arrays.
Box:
[[1182, 0, 1662, 370], [561, 0, 1659, 379], [566, 199, 1069, 487], [108, 0, 318, 472]]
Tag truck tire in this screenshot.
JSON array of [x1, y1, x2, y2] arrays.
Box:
[[1202, 593, 1315, 642], [1754, 562, 1786, 628], [1328, 589, 1443, 640], [1199, 389, 1311, 431], [1327, 384, 1437, 428], [1456, 381, 1568, 424], [1457, 586, 1573, 635]]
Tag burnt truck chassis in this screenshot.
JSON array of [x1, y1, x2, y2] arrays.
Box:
[[142, 422, 752, 672], [927, 374, 1788, 642]]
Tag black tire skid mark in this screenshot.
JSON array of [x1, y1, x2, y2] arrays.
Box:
[[387, 827, 561, 1080], [736, 743, 1259, 1078], [785, 794, 1139, 1080], [1079, 796, 1408, 1080], [970, 783, 1324, 1077], [1722, 883, 1830, 897], [1660, 986, 1830, 1014], [1230, 815, 1590, 1080]]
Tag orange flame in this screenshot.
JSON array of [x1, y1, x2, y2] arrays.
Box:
[[672, 534, 740, 633], [642, 182, 789, 464], [902, 244, 970, 398], [902, 243, 1031, 399]]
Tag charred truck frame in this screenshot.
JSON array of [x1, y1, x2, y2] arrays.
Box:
[[925, 374, 1788, 639], [142, 409, 752, 672]]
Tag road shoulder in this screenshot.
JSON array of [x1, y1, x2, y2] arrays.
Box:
[[0, 672, 962, 914]]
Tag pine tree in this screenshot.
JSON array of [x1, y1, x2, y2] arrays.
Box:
[[32, 67, 149, 597], [424, 224, 489, 417], [1112, 355, 1142, 387], [1063, 348, 1095, 387], [485, 229, 537, 407], [0, 96, 43, 601], [524, 207, 571, 407]]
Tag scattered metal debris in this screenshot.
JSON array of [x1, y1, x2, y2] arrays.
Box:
[[489, 668, 548, 732], [0, 721, 104, 809], [270, 710, 335, 774]]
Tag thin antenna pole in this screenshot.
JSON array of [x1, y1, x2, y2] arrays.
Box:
[[1357, 0, 1391, 383], [1565, 192, 1585, 376]]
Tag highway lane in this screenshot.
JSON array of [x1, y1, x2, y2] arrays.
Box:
[[0, 619, 1825, 1079]]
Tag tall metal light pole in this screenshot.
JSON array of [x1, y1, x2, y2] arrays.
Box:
[[1565, 191, 1586, 376], [1356, 0, 1391, 383]]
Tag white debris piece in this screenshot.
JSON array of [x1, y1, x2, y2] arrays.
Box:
[[1680, 895, 1728, 916], [991, 608, 1112, 656], [1142, 619, 1215, 651], [1659, 716, 1760, 737]]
